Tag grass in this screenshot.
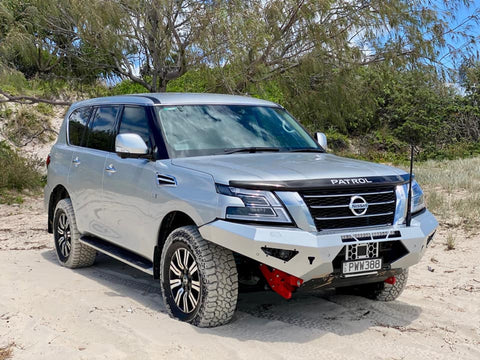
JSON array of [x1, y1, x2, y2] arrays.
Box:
[[0, 342, 14, 360], [0, 191, 24, 205], [446, 233, 456, 250], [414, 157, 480, 231]]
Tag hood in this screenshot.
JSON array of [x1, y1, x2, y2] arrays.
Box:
[[171, 152, 407, 186]]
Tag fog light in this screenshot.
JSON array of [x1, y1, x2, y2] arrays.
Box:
[[261, 246, 299, 262]]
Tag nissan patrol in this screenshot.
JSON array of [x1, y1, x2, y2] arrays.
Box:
[[44, 93, 438, 327]]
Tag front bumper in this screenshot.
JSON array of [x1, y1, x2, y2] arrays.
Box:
[[199, 210, 438, 282]]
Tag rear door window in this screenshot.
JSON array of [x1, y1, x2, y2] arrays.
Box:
[[68, 107, 93, 146], [85, 106, 120, 152], [118, 106, 152, 150]]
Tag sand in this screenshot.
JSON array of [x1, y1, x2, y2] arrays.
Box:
[[1, 109, 479, 359], [0, 197, 479, 359]]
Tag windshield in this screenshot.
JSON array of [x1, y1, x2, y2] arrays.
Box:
[[155, 105, 321, 158]]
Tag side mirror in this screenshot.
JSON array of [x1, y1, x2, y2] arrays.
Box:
[[315, 132, 327, 149], [115, 133, 149, 158]]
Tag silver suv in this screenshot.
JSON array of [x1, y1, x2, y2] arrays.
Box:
[[45, 93, 438, 327]]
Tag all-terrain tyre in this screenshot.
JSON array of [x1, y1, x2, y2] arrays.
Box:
[[338, 269, 409, 301], [368, 269, 409, 301], [160, 225, 238, 327], [53, 198, 96, 268]]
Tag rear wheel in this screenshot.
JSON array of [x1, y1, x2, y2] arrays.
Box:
[[53, 199, 96, 268], [160, 225, 238, 327], [337, 269, 409, 301]]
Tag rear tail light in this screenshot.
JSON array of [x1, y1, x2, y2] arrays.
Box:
[[46, 154, 51, 168]]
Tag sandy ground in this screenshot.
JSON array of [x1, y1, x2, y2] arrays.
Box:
[[0, 197, 479, 359]]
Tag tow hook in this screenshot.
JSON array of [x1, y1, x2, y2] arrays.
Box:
[[259, 264, 303, 299], [385, 276, 396, 285]]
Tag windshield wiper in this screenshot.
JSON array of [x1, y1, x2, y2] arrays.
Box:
[[288, 148, 325, 153], [224, 147, 281, 154]]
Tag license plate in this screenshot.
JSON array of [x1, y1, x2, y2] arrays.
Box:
[[342, 258, 382, 274]]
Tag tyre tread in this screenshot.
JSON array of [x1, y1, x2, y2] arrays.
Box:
[[54, 199, 96, 268], [160, 225, 238, 327], [373, 269, 409, 301]]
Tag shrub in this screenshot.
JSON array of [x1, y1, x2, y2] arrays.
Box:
[[36, 103, 54, 116], [110, 80, 148, 95], [1, 106, 53, 146], [167, 70, 210, 93], [0, 141, 43, 192], [324, 129, 350, 152]]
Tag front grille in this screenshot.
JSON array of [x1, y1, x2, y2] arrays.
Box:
[[300, 186, 396, 231]]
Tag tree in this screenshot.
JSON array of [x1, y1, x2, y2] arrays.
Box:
[[208, 0, 476, 93], [36, 0, 218, 92], [0, 0, 479, 102], [0, 0, 104, 82]]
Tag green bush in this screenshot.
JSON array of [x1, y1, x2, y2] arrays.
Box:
[[110, 80, 148, 95], [0, 141, 43, 193], [167, 70, 210, 93], [36, 103, 54, 116], [247, 81, 285, 104], [0, 67, 29, 95], [324, 129, 350, 152]]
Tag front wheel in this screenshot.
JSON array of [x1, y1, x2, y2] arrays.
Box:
[[160, 226, 238, 327]]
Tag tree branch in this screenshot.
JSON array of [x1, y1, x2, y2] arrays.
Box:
[[0, 90, 71, 106]]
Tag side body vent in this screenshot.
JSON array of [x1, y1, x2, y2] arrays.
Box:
[[156, 173, 177, 186]]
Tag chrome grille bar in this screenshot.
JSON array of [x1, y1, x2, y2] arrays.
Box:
[[304, 190, 394, 198], [315, 212, 394, 221], [310, 200, 395, 209]]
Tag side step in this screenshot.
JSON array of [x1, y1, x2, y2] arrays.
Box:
[[80, 236, 154, 275]]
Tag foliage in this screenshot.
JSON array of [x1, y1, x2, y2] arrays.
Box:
[[323, 129, 350, 152], [0, 0, 480, 165], [36, 103, 53, 116], [0, 0, 104, 82], [0, 105, 54, 146], [167, 69, 212, 93], [2, 0, 475, 94], [0, 141, 42, 193], [110, 80, 148, 95]]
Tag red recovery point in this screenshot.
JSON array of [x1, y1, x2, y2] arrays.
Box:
[[385, 276, 396, 285], [259, 264, 303, 299]]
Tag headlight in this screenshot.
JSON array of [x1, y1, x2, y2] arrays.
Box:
[[395, 179, 426, 224], [216, 184, 292, 223], [411, 180, 426, 214]]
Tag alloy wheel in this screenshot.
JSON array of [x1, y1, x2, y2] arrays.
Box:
[[169, 247, 201, 314], [56, 212, 72, 259]]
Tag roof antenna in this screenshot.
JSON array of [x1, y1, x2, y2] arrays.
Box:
[[406, 145, 414, 227]]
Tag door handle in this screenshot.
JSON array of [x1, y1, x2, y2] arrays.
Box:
[[72, 157, 81, 167], [105, 164, 116, 174]]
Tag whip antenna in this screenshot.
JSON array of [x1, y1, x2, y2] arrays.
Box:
[[406, 145, 414, 226]]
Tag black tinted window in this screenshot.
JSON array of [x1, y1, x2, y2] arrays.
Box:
[[86, 106, 119, 151], [119, 106, 152, 149], [68, 107, 92, 146]]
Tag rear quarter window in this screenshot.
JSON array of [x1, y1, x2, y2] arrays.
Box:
[[68, 107, 93, 146]]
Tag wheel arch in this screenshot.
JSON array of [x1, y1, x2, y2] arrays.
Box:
[[48, 184, 71, 233], [153, 211, 197, 279]]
